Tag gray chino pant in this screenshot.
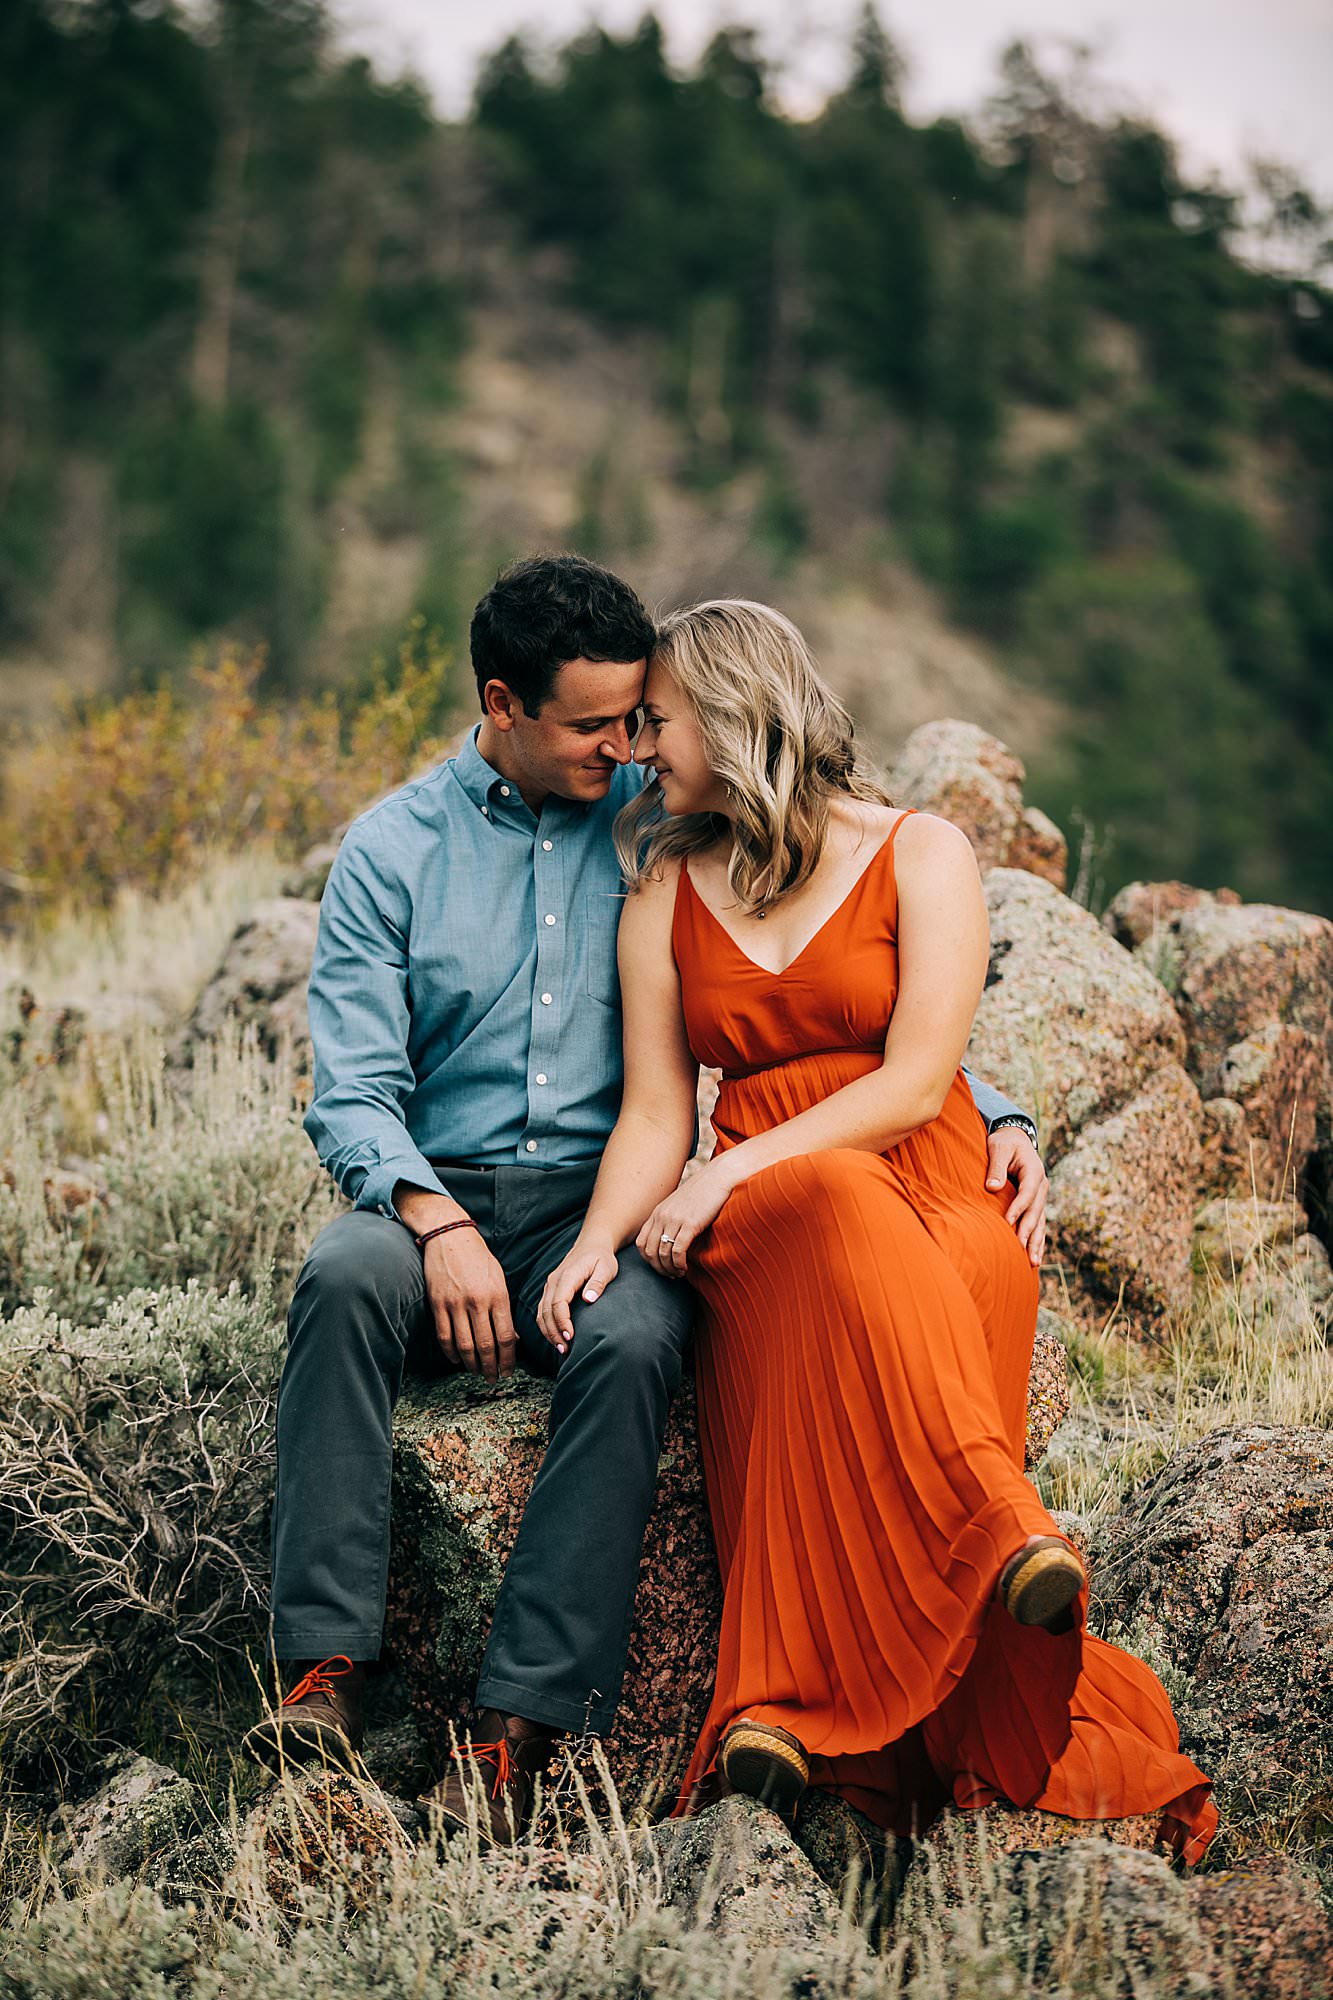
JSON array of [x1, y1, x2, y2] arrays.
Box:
[[268, 1159, 695, 1735]]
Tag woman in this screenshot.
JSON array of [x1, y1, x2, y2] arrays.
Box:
[[538, 601, 1216, 1862]]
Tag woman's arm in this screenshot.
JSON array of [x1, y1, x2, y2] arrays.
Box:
[[639, 813, 991, 1274], [536, 861, 699, 1350]]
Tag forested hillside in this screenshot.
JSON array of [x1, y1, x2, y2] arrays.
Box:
[[2, 0, 1331, 912]]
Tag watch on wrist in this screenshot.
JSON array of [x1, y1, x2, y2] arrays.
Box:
[[989, 1113, 1039, 1151]]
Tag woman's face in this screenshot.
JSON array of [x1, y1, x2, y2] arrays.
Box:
[[633, 662, 730, 817]]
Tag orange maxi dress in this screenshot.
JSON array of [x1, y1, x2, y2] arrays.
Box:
[[669, 810, 1217, 1864]]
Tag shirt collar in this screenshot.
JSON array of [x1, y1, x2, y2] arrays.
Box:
[[452, 722, 616, 825], [452, 723, 511, 812]]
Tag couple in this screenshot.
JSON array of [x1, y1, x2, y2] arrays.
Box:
[[244, 553, 1216, 1865]]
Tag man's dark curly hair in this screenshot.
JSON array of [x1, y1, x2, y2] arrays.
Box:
[[470, 552, 657, 714]]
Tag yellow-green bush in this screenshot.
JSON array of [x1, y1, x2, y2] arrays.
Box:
[[0, 626, 458, 912]]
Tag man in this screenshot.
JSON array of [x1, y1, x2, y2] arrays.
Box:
[[243, 552, 1047, 1843]]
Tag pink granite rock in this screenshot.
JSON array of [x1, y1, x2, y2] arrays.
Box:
[[1216, 1023, 1328, 1202], [1188, 1850, 1333, 2000], [1046, 1063, 1202, 1321], [1159, 901, 1333, 1099], [1192, 1194, 1308, 1277], [386, 1372, 723, 1817], [1025, 1311, 1071, 1469], [1103, 880, 1241, 954], [888, 720, 1025, 872], [1006, 805, 1068, 891], [966, 870, 1186, 1164], [1091, 1425, 1333, 1837], [1198, 1094, 1252, 1199]]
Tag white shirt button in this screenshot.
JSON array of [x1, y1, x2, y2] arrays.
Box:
[[499, 784, 511, 797], [525, 1139, 538, 1153], [535, 1073, 548, 1085], [480, 805, 488, 816], [540, 992, 552, 1005], [542, 839, 553, 851], [544, 913, 556, 926]]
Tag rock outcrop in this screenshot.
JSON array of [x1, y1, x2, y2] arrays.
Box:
[[49, 1752, 225, 1891], [889, 719, 1068, 887], [1090, 1425, 1333, 1833], [967, 870, 1186, 1165], [177, 897, 320, 1067], [966, 869, 1198, 1321], [640, 1794, 850, 1949]]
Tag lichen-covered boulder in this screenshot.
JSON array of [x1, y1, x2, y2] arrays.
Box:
[[1103, 880, 1241, 953], [1045, 1065, 1202, 1320], [896, 1819, 1211, 1996], [1026, 1309, 1071, 1468], [386, 1372, 724, 1817], [386, 1344, 1070, 1815], [790, 1786, 909, 1935], [1090, 1426, 1333, 1835], [640, 1794, 850, 1948], [966, 870, 1186, 1164], [889, 720, 1025, 871], [1006, 805, 1068, 891], [1187, 1850, 1333, 2000], [233, 1770, 418, 1916], [1236, 1233, 1333, 1336], [1214, 1023, 1329, 1201], [177, 897, 319, 1066], [992, 1840, 1213, 1997], [49, 1753, 214, 1889], [1193, 1194, 1309, 1275], [1150, 901, 1333, 1099]]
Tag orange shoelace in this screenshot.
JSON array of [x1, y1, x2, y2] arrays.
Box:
[[450, 1735, 513, 1799], [282, 1654, 355, 1707]]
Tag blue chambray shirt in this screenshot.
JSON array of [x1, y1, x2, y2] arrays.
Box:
[[304, 725, 1029, 1215]]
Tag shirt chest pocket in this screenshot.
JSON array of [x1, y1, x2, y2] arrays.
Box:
[[583, 889, 623, 1009]]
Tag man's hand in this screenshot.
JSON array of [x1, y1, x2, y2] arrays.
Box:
[[396, 1186, 517, 1381], [423, 1229, 518, 1381], [986, 1127, 1047, 1267]]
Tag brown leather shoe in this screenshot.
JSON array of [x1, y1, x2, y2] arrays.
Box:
[[719, 1718, 809, 1824], [419, 1708, 557, 1847], [242, 1654, 368, 1776], [997, 1537, 1086, 1632]]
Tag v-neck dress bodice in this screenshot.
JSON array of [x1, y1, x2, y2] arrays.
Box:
[[666, 809, 1217, 1862]]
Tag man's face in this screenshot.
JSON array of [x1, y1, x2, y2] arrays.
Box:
[[488, 656, 647, 806]]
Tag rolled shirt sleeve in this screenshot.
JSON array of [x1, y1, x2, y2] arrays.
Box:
[[960, 1064, 1037, 1145], [302, 826, 452, 1218]]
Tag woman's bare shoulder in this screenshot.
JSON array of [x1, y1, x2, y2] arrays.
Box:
[[893, 808, 983, 890]]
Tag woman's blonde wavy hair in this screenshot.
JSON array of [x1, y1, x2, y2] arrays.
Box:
[[614, 599, 892, 910]]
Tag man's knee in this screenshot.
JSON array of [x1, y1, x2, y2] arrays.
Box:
[[290, 1210, 425, 1338], [564, 1246, 694, 1388]]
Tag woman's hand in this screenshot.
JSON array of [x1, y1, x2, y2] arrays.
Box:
[[637, 1160, 734, 1277], [537, 1238, 619, 1357]]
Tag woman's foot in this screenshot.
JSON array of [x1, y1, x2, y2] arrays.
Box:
[[997, 1536, 1086, 1632], [718, 1718, 809, 1824]]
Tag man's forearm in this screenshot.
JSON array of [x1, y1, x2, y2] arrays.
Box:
[[961, 1065, 1037, 1144], [394, 1183, 473, 1235]]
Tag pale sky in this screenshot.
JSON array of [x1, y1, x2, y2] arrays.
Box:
[[333, 0, 1333, 204]]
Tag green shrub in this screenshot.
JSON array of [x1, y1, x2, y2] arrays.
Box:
[[0, 1025, 341, 1319], [0, 1282, 283, 1779]]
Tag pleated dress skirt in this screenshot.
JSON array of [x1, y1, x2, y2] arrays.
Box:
[[667, 815, 1216, 1863]]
